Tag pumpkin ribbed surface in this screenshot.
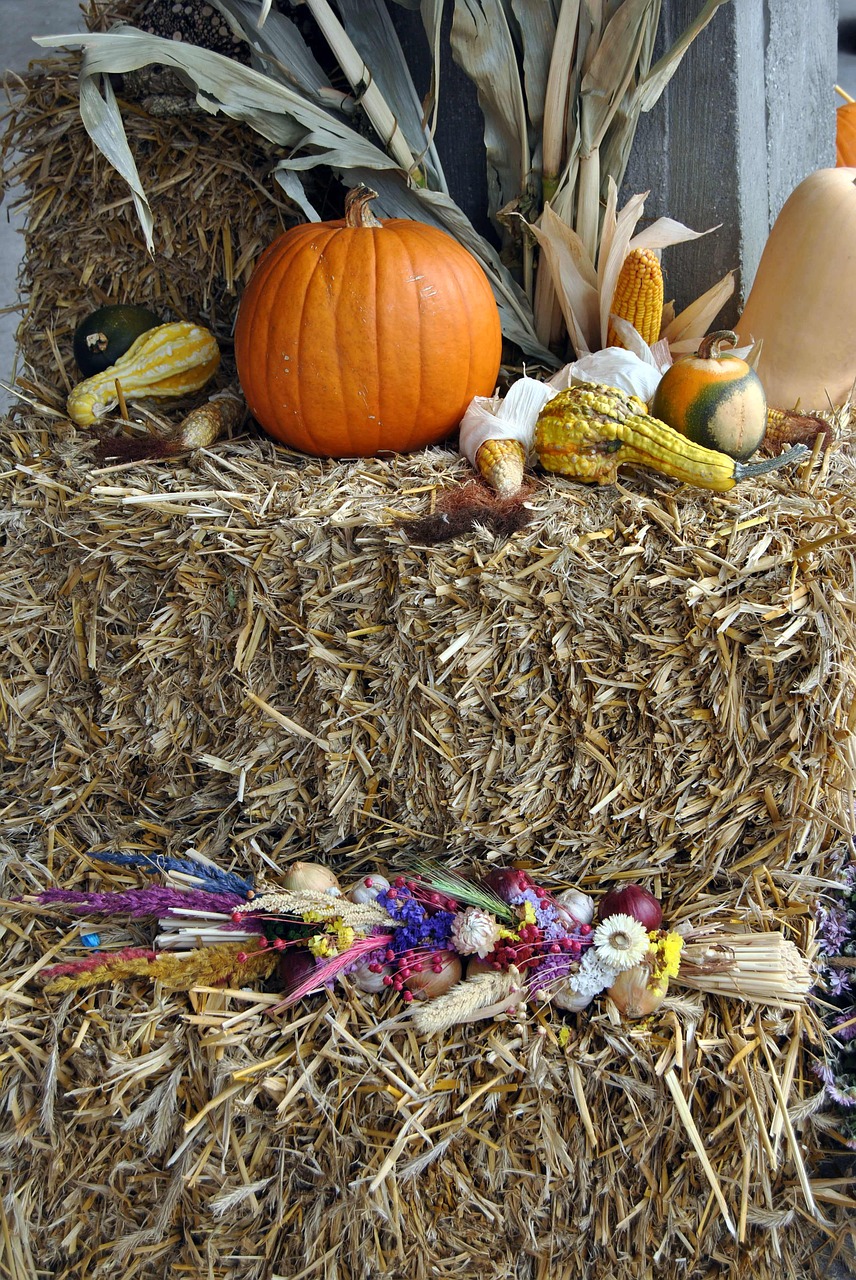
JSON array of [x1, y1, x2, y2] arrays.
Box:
[[837, 102, 856, 167], [234, 192, 502, 458]]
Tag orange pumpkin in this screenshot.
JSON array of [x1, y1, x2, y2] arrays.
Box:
[[234, 186, 502, 457], [837, 101, 856, 166]]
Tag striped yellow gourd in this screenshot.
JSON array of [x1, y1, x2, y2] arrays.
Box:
[[66, 321, 220, 426]]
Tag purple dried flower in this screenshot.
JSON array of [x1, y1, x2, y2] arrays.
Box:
[[827, 968, 852, 998], [36, 886, 245, 917], [825, 1076, 856, 1109], [817, 902, 852, 955], [832, 1013, 856, 1043], [526, 952, 574, 992]]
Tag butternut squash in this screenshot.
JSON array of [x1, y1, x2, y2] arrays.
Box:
[[734, 168, 856, 409]]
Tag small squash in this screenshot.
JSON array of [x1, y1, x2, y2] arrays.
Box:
[[234, 185, 502, 458], [66, 322, 220, 426], [734, 167, 856, 409], [72, 304, 162, 377], [649, 330, 766, 460]]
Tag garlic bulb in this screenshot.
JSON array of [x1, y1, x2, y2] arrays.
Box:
[[281, 861, 341, 894], [404, 950, 462, 1000], [545, 978, 596, 1012], [554, 887, 595, 926], [347, 872, 391, 904], [347, 960, 391, 994], [607, 965, 668, 1019]]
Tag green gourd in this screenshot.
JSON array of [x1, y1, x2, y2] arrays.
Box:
[[73, 304, 162, 377]]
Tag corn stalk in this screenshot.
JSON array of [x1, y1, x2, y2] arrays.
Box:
[[36, 0, 731, 364], [531, 0, 730, 348]]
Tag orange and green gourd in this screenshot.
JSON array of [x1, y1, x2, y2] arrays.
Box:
[[649, 330, 767, 460], [234, 185, 502, 458]]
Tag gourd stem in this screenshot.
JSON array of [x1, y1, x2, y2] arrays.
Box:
[[697, 329, 739, 360], [345, 185, 383, 229], [734, 443, 810, 481]]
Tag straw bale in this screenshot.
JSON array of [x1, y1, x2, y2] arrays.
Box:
[[1, 29, 855, 1280]]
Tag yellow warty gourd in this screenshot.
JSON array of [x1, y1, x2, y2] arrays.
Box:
[[534, 383, 808, 490], [606, 248, 664, 348], [66, 321, 220, 426]]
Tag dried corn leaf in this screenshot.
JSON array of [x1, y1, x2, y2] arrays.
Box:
[[526, 201, 600, 354], [334, 0, 448, 190], [579, 0, 653, 154], [509, 0, 560, 136], [449, 0, 529, 225], [662, 269, 736, 347]]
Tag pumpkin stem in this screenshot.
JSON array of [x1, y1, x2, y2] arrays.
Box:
[[734, 443, 810, 481], [697, 330, 739, 360], [345, 185, 383, 229]]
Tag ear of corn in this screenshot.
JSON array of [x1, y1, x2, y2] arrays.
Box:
[[763, 406, 834, 455], [535, 382, 808, 491], [177, 390, 244, 449], [606, 248, 664, 348], [475, 437, 526, 497], [67, 321, 220, 426]]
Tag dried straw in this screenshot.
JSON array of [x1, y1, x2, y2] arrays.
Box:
[[1, 17, 855, 1280]]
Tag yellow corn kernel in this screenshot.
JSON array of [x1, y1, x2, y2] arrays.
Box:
[[475, 436, 526, 497], [67, 322, 220, 426], [535, 382, 807, 491], [606, 248, 664, 348]]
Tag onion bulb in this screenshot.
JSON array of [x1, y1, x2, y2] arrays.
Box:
[[482, 867, 532, 902], [281, 861, 341, 894], [403, 950, 462, 1000], [598, 884, 662, 931], [347, 872, 391, 904], [277, 947, 318, 991], [607, 965, 668, 1019], [465, 955, 497, 979]]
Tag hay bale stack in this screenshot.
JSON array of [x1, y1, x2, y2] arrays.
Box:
[[1, 36, 854, 1280]]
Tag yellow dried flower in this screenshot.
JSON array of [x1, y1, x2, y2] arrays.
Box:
[[649, 930, 684, 982]]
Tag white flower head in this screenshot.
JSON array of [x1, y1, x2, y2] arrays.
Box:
[[566, 947, 617, 1000], [450, 906, 502, 959], [592, 913, 650, 972]]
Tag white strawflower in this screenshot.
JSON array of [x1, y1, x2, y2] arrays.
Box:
[[450, 907, 502, 958], [592, 913, 650, 972]]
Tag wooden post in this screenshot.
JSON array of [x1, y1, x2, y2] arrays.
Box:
[[390, 0, 837, 329], [620, 0, 837, 323]]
